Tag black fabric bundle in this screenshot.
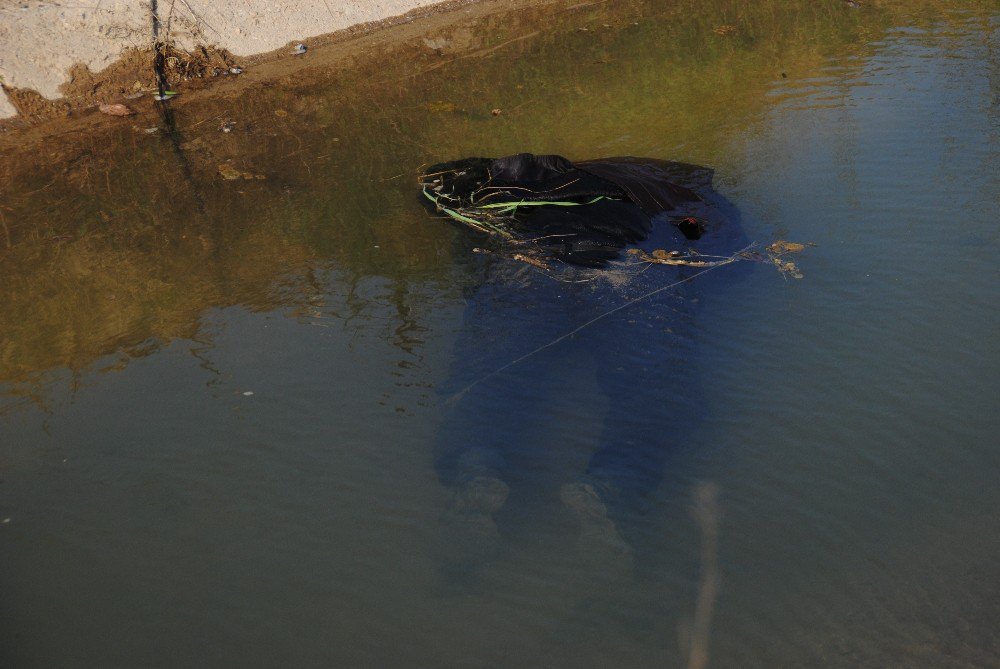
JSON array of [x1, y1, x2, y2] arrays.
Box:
[[420, 152, 716, 266]]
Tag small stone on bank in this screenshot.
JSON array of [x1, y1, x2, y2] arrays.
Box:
[[99, 103, 133, 116], [218, 163, 243, 180]]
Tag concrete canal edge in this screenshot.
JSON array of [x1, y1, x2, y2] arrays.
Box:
[[0, 0, 466, 120]]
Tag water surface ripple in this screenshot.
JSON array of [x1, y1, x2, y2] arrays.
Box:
[[1, 2, 998, 667]]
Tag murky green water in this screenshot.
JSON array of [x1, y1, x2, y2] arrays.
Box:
[[2, 1, 998, 666]]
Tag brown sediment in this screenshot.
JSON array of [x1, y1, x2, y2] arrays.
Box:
[[0, 0, 484, 130], [2, 45, 239, 122], [1, 86, 72, 122], [0, 0, 582, 143]]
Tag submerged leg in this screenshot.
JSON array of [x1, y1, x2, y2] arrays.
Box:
[[433, 267, 582, 571]]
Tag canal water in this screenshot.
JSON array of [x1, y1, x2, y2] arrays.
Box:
[[1, 0, 997, 666]]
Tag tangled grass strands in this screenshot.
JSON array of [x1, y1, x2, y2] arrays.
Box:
[[421, 188, 514, 237], [419, 166, 617, 242], [475, 196, 609, 212], [422, 187, 612, 238], [422, 178, 617, 240]]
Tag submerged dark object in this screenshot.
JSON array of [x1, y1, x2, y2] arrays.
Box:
[[419, 152, 722, 266]]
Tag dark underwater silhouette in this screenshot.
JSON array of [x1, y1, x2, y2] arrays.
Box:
[[424, 154, 750, 575]]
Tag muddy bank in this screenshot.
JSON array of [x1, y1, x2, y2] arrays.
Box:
[[0, 0, 471, 121]]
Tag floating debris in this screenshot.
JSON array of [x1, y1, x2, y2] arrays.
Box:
[[491, 108, 503, 116], [152, 90, 179, 101], [421, 153, 732, 267], [761, 240, 814, 279], [421, 153, 815, 277], [220, 120, 236, 133], [229, 67, 243, 75], [512, 253, 550, 270], [773, 258, 804, 279], [767, 240, 808, 254], [274, 109, 289, 117], [292, 43, 307, 55], [628, 247, 740, 268], [99, 103, 134, 116]]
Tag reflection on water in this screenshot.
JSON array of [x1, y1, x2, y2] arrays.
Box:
[[1, 0, 998, 667]]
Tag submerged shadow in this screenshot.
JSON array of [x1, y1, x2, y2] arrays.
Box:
[[430, 157, 750, 578]]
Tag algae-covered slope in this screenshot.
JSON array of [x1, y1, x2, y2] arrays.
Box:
[[0, 0, 992, 392]]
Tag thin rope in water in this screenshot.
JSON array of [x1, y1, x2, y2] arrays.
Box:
[[446, 251, 748, 405]]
